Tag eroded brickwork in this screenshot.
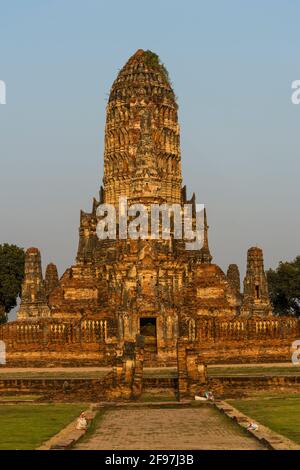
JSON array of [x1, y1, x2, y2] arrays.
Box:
[[45, 263, 59, 299], [241, 247, 273, 317], [17, 248, 50, 320], [227, 264, 241, 295], [1, 50, 298, 368]]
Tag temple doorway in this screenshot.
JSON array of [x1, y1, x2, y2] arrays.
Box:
[[140, 317, 157, 353]]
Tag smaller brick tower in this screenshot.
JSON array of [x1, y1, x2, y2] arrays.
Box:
[[241, 247, 272, 317], [18, 248, 50, 320], [227, 264, 241, 295], [45, 263, 59, 298]]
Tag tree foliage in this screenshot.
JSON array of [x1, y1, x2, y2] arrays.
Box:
[[0, 244, 25, 323], [267, 256, 300, 317]]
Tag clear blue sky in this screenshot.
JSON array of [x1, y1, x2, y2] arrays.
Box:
[[0, 0, 299, 281]]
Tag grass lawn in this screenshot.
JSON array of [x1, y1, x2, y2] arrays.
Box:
[[0, 395, 42, 402], [0, 403, 85, 450], [228, 395, 300, 445]]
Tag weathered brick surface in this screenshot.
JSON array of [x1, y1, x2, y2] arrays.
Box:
[[1, 50, 299, 371], [241, 247, 273, 317], [17, 248, 50, 320]]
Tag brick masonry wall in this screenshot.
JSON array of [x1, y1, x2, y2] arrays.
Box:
[[0, 315, 298, 367]]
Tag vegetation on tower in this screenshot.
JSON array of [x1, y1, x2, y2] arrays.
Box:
[[143, 50, 171, 84]]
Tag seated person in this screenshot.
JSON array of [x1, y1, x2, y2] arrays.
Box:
[[204, 390, 214, 401], [76, 412, 88, 430], [247, 422, 259, 431]]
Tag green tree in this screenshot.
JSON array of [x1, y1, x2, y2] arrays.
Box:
[[267, 256, 300, 317], [0, 244, 25, 323]]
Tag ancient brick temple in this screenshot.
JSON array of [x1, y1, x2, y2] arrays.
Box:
[[1, 50, 298, 367]]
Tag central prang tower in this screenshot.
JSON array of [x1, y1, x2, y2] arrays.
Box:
[[103, 49, 182, 206], [76, 49, 208, 265]]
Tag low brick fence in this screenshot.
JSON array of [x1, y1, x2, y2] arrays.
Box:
[[1, 373, 300, 401], [0, 377, 112, 401]]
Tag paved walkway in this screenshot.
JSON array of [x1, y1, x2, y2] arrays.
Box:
[[75, 406, 265, 450]]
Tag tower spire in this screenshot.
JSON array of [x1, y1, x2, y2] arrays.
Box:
[[199, 208, 212, 263], [203, 208, 209, 249]]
